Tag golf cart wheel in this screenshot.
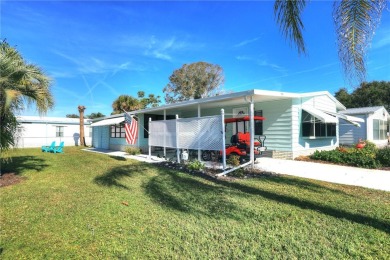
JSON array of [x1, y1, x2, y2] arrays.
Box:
[[201, 151, 212, 161]]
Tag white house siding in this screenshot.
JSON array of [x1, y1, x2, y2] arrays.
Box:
[[368, 108, 389, 146], [339, 115, 367, 145], [292, 97, 339, 158], [301, 95, 337, 112], [16, 122, 92, 148]]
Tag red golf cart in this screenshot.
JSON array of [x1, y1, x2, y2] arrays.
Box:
[[201, 116, 267, 161]]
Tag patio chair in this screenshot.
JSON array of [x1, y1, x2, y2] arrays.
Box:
[[42, 141, 56, 152], [51, 141, 65, 153]]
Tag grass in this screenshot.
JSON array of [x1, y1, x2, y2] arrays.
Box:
[[1, 147, 389, 259]]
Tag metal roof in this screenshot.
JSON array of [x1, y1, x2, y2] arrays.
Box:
[[339, 106, 386, 115], [125, 89, 345, 115], [17, 116, 92, 125]]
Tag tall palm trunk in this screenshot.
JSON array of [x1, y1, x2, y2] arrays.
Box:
[[78, 105, 86, 146]]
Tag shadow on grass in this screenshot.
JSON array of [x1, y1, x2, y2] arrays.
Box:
[[0, 156, 49, 175], [109, 156, 127, 161], [256, 174, 351, 196], [95, 163, 390, 234], [94, 164, 150, 190], [145, 165, 390, 234]]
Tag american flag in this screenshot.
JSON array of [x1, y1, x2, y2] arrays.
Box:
[[124, 113, 138, 145]]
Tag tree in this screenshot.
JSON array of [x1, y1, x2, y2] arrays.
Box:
[[334, 81, 390, 111], [111, 92, 161, 114], [163, 61, 225, 103], [78, 105, 86, 146], [86, 112, 105, 119], [274, 0, 386, 85], [0, 40, 53, 159], [137, 91, 161, 108], [334, 88, 353, 108], [66, 114, 79, 118]]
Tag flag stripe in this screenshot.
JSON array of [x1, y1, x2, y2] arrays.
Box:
[[124, 113, 138, 145]]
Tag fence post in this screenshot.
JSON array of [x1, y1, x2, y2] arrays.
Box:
[[221, 109, 226, 170], [148, 117, 152, 160], [176, 114, 180, 163]]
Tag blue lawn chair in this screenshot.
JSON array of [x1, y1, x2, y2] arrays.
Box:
[[51, 141, 65, 153], [42, 141, 56, 152]]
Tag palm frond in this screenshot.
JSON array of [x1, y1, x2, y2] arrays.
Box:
[[274, 0, 307, 55], [334, 0, 386, 84]]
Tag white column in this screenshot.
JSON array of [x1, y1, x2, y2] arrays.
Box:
[[221, 109, 226, 170], [163, 110, 166, 158], [148, 117, 152, 160], [176, 114, 180, 163], [250, 98, 254, 167], [198, 104, 201, 161]]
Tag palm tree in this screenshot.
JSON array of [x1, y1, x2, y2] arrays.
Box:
[[111, 95, 142, 114], [78, 105, 86, 146], [274, 0, 386, 84], [0, 40, 54, 158]]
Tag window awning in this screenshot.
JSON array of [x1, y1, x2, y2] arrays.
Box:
[[323, 111, 363, 127], [302, 106, 338, 124], [91, 117, 124, 127]]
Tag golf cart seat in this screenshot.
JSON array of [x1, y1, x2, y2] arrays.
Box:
[[237, 132, 261, 146]]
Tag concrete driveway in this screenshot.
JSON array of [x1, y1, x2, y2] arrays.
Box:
[[255, 158, 390, 192]]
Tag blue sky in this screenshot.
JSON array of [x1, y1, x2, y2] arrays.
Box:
[[2, 1, 390, 117]]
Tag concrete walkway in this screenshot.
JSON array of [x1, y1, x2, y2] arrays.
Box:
[[83, 148, 389, 192], [255, 158, 390, 192]]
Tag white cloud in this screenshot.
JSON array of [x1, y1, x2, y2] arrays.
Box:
[[51, 50, 146, 75], [372, 33, 390, 49], [236, 55, 286, 72], [234, 36, 261, 48], [119, 34, 200, 61]]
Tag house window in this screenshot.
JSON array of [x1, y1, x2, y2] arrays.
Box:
[[56, 126, 64, 137], [255, 110, 263, 135], [373, 119, 387, 140], [111, 124, 126, 138], [302, 110, 336, 138]]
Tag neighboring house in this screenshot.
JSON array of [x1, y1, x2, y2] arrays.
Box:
[[16, 116, 92, 148], [339, 106, 390, 147], [91, 89, 362, 159]]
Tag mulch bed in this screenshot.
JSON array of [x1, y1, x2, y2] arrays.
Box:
[[0, 173, 27, 188], [154, 161, 280, 180]]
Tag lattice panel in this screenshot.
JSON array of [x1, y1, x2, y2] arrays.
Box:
[[149, 115, 223, 151]]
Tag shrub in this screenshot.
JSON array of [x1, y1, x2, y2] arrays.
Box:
[[187, 160, 205, 171], [227, 155, 241, 167], [376, 147, 390, 167], [360, 140, 377, 153], [125, 146, 141, 155], [310, 146, 380, 169], [228, 168, 245, 178]]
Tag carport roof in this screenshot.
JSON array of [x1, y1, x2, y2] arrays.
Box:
[[127, 89, 345, 115]]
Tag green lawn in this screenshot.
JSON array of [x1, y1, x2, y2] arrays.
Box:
[[1, 147, 389, 259]]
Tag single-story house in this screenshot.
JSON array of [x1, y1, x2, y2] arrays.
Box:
[[91, 89, 363, 160], [15, 116, 92, 148], [339, 106, 390, 147]]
